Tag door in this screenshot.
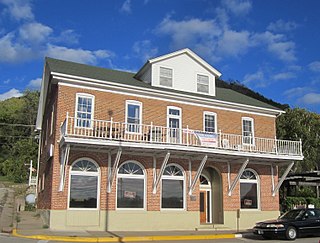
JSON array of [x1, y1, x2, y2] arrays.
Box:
[[167, 107, 181, 143], [200, 191, 207, 223]]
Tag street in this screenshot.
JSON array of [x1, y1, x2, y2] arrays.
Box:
[[1, 233, 320, 243]]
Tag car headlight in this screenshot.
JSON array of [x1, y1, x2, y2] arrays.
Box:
[[266, 224, 284, 228]]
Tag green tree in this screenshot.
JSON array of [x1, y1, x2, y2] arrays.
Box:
[[277, 108, 320, 172]]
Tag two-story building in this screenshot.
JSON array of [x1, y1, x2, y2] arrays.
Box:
[[35, 48, 303, 231]]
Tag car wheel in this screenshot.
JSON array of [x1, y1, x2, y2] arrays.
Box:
[[286, 226, 297, 240]]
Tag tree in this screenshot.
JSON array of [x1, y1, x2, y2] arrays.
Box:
[[277, 108, 320, 172]]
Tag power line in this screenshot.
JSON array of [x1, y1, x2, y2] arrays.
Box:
[[0, 123, 35, 127]]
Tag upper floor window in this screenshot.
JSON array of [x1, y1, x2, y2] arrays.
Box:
[[126, 100, 142, 133], [197, 74, 209, 93], [242, 117, 254, 145], [240, 169, 259, 209], [117, 161, 145, 209], [203, 112, 217, 133], [69, 159, 99, 209], [161, 164, 185, 209], [75, 93, 94, 128], [160, 67, 173, 87]]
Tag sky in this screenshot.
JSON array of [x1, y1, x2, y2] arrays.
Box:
[[0, 0, 320, 113]]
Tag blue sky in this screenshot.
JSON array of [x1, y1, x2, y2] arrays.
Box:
[[0, 0, 320, 113]]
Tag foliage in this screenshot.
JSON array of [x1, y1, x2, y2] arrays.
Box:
[[0, 90, 39, 183], [295, 186, 316, 198], [277, 108, 320, 172], [282, 197, 320, 212]]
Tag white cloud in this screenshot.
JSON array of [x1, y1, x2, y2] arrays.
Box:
[[252, 31, 296, 62], [3, 79, 10, 84], [272, 72, 296, 81], [298, 93, 320, 105], [19, 22, 53, 44], [27, 77, 41, 90], [53, 29, 80, 45], [46, 44, 113, 65], [133, 40, 158, 61], [283, 87, 312, 98], [222, 0, 252, 16], [243, 70, 265, 86], [120, 0, 131, 14], [308, 61, 320, 72], [0, 88, 23, 101], [0, 0, 34, 21], [267, 19, 298, 32], [0, 33, 34, 63]]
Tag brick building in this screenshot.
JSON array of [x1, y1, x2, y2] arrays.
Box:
[[35, 48, 303, 231]]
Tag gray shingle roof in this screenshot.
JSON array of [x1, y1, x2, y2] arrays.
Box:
[[46, 57, 282, 112]]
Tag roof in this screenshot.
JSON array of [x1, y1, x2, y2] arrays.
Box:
[[45, 57, 283, 112]]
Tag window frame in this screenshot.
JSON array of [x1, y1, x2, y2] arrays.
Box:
[[68, 158, 100, 210], [161, 163, 186, 210], [125, 100, 142, 134], [197, 73, 209, 94], [203, 111, 217, 133], [159, 66, 173, 87], [116, 160, 146, 210], [242, 117, 255, 145], [74, 93, 95, 129], [239, 168, 260, 210]]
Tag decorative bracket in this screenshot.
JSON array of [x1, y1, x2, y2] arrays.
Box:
[[272, 161, 294, 196], [228, 158, 249, 196], [58, 144, 70, 191], [188, 155, 208, 195], [153, 152, 170, 194], [107, 148, 122, 193]]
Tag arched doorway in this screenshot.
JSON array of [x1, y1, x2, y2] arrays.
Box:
[[200, 167, 223, 224]]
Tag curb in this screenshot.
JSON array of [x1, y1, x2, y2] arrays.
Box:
[[12, 229, 242, 242]]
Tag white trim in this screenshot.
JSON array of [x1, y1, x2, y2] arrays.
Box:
[[161, 163, 186, 210], [203, 111, 217, 133], [68, 158, 100, 210], [75, 93, 95, 129], [116, 160, 146, 210], [125, 100, 142, 134], [242, 117, 255, 146], [53, 76, 282, 118], [239, 168, 260, 210]]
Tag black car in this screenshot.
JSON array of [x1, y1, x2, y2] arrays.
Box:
[[253, 208, 320, 240]]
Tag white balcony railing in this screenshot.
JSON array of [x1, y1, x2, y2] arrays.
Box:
[[60, 116, 303, 157]]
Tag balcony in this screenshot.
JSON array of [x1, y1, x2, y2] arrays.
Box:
[[60, 116, 303, 160]]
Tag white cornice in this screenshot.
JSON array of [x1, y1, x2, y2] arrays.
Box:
[[51, 71, 283, 117]]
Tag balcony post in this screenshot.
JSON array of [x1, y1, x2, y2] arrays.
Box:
[[109, 117, 113, 139], [274, 136, 278, 155], [299, 139, 303, 156], [66, 112, 69, 136], [219, 129, 222, 148], [150, 122, 153, 142], [186, 125, 189, 146]]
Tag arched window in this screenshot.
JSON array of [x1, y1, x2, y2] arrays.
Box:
[[69, 159, 99, 209], [117, 161, 145, 209], [161, 164, 185, 209], [240, 169, 259, 209]]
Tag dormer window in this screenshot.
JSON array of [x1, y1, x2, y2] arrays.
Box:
[[159, 67, 173, 87], [197, 74, 209, 93]]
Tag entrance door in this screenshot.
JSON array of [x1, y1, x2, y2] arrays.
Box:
[[199, 175, 212, 224]]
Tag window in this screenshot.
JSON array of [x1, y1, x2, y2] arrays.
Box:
[[197, 74, 209, 93], [75, 94, 94, 128], [242, 117, 254, 145], [117, 161, 145, 209], [69, 159, 99, 209], [203, 112, 217, 133], [167, 107, 182, 143], [160, 67, 173, 87], [126, 100, 142, 133], [161, 164, 185, 209], [240, 169, 259, 209]]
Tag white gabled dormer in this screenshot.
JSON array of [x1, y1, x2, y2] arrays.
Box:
[[135, 48, 222, 96]]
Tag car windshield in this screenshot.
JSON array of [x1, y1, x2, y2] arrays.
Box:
[[279, 210, 304, 220]]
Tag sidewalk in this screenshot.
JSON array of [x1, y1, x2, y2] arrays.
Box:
[[13, 211, 243, 242]]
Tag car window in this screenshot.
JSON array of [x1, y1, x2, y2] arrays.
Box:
[[305, 210, 316, 219], [280, 209, 304, 220]]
